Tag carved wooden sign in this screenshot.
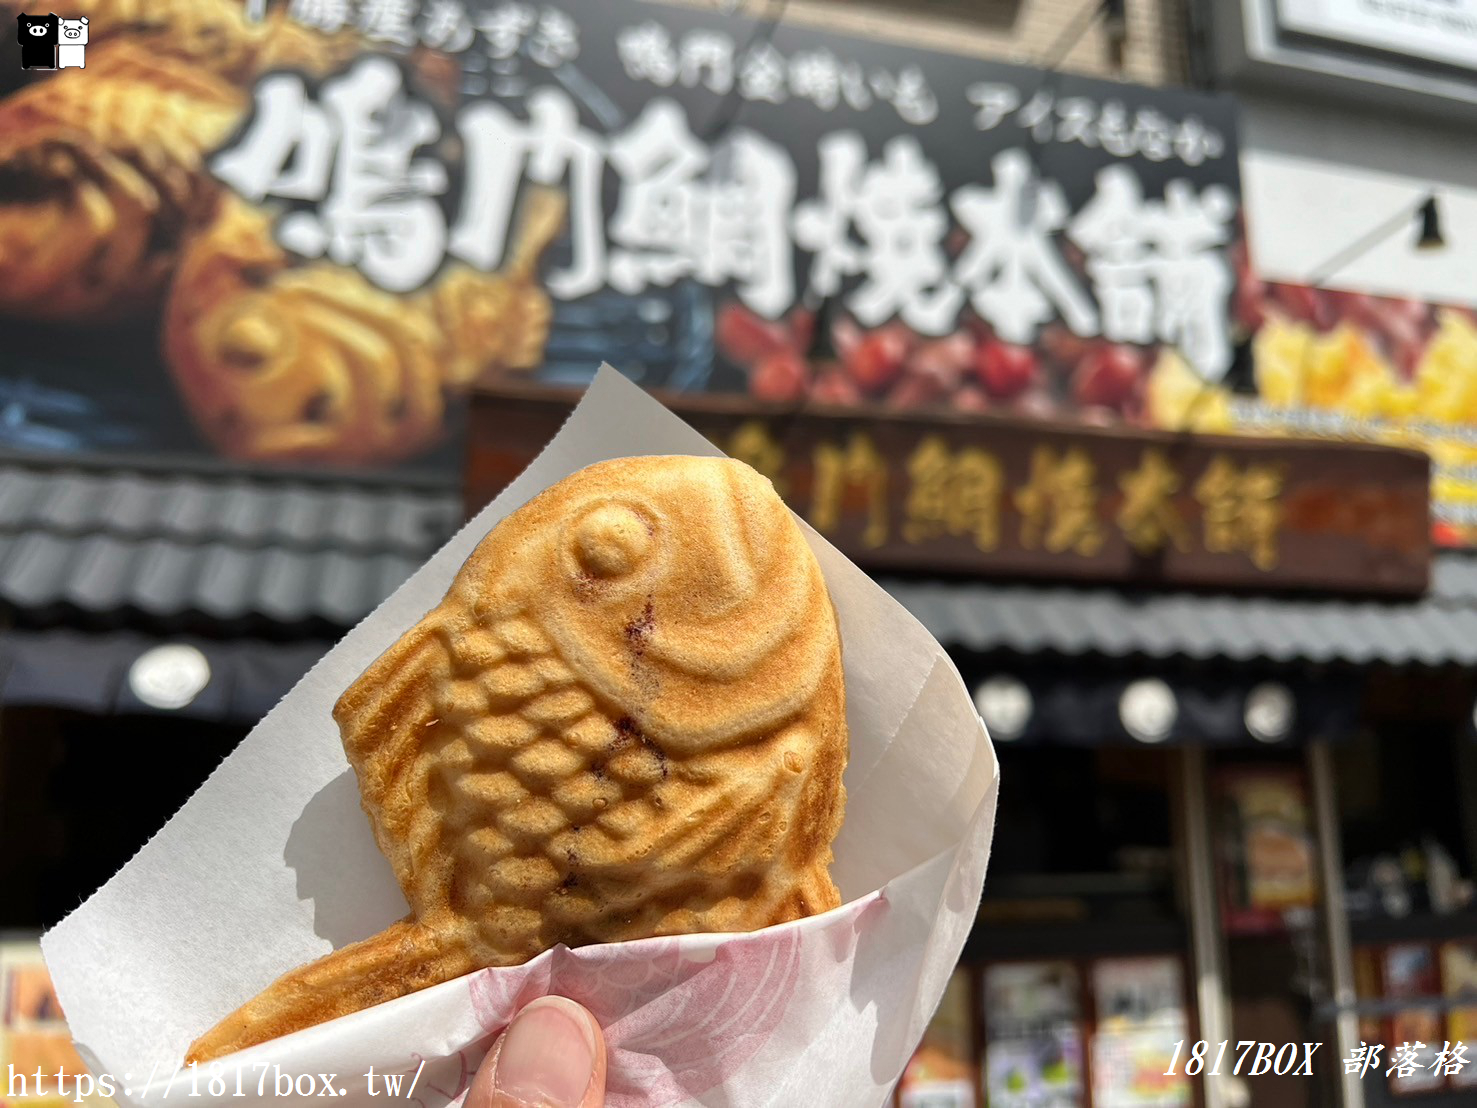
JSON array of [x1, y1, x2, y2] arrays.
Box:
[[467, 385, 1431, 596]]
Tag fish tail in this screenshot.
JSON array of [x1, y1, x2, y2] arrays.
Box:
[[185, 917, 475, 1063]]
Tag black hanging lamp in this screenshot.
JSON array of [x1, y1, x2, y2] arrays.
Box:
[[1416, 195, 1446, 252], [1103, 0, 1129, 48]]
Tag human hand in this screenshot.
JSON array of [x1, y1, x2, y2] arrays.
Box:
[[467, 996, 607, 1108]]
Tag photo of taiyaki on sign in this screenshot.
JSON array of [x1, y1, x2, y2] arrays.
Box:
[[187, 455, 849, 1062]]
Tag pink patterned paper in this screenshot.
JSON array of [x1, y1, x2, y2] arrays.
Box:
[[465, 892, 886, 1108]]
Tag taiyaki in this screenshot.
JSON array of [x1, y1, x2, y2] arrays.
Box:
[[162, 189, 564, 465], [188, 456, 848, 1061], [0, 45, 242, 321]]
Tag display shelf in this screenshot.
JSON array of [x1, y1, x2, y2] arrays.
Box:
[[1350, 911, 1477, 945], [982, 873, 1166, 898], [963, 918, 1189, 962], [1315, 993, 1473, 1020], [1360, 1081, 1477, 1108]]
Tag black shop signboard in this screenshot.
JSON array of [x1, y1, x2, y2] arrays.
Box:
[[0, 0, 1241, 475]]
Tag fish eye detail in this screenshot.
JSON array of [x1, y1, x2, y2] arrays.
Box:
[[571, 502, 651, 578]]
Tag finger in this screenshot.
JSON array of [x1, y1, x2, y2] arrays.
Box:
[[467, 995, 607, 1108]]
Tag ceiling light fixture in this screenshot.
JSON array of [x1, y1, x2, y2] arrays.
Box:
[[1245, 681, 1295, 743], [1119, 678, 1177, 744], [975, 676, 1033, 742], [129, 644, 211, 710]]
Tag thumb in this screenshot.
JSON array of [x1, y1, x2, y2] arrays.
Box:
[[468, 996, 607, 1108]]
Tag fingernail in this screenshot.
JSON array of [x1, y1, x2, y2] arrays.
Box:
[[491, 996, 598, 1107]]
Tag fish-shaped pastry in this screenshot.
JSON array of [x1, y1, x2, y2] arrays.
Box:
[[162, 189, 564, 465], [0, 45, 242, 321], [188, 455, 849, 1062]]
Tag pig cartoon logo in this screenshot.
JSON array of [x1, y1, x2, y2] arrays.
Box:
[[17, 13, 57, 70], [56, 14, 84, 67]]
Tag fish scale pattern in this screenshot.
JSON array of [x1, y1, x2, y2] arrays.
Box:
[[414, 605, 822, 962], [426, 610, 676, 959]]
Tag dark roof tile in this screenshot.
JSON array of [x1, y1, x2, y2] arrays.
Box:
[[0, 468, 45, 523], [880, 567, 1477, 667], [158, 481, 223, 539], [2, 532, 75, 607], [253, 547, 319, 624], [326, 489, 383, 549], [216, 482, 278, 545], [94, 474, 170, 536], [189, 543, 262, 620], [372, 551, 423, 607], [131, 539, 204, 616], [0, 457, 457, 630], [381, 490, 438, 551], [33, 468, 104, 530], [63, 536, 140, 611], [317, 549, 375, 627], [273, 487, 329, 547]]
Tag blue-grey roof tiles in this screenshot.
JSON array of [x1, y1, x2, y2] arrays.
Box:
[[0, 457, 461, 631]]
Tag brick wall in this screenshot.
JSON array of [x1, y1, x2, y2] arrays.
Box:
[[659, 0, 1191, 87]]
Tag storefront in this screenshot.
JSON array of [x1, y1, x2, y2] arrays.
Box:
[[898, 586, 1477, 1108], [0, 457, 459, 1091], [459, 373, 1477, 1108], [4, 1, 1477, 1105]]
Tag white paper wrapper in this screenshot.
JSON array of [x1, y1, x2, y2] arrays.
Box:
[[42, 367, 999, 1108]]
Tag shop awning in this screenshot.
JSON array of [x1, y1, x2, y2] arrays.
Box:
[[956, 666, 1357, 747], [0, 454, 461, 633], [6, 451, 1474, 730], [0, 628, 330, 723], [881, 555, 1477, 666], [0, 454, 460, 722]]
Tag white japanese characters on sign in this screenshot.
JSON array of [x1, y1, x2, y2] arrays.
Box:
[[967, 82, 1226, 166], [605, 102, 795, 317], [953, 148, 1099, 344], [795, 134, 961, 334], [1070, 165, 1235, 378], [615, 20, 938, 123], [283, 0, 581, 62], [212, 56, 448, 293], [222, 1, 1238, 380], [452, 88, 793, 312]]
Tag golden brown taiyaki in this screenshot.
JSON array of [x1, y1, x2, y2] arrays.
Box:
[[0, 46, 242, 320], [0, 1, 359, 324], [188, 456, 848, 1062], [162, 189, 564, 465], [162, 196, 448, 465]]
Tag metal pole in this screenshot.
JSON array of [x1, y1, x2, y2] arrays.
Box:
[[1308, 738, 1364, 1108], [1179, 745, 1232, 1108]]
